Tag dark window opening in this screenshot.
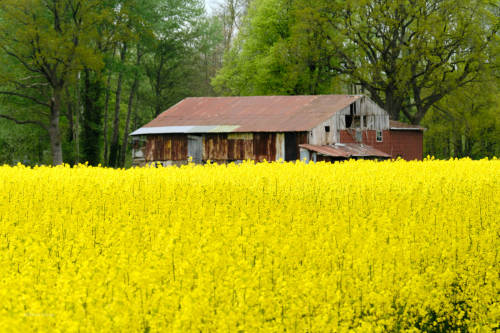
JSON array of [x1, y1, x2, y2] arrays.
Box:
[[325, 126, 330, 132], [376, 130, 383, 142], [345, 115, 353, 128], [350, 103, 357, 115]]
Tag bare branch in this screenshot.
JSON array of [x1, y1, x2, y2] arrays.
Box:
[[0, 113, 48, 130], [0, 90, 50, 107]]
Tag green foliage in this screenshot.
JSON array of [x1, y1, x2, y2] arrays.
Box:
[[0, 118, 50, 165], [81, 70, 105, 166], [144, 0, 211, 115], [423, 79, 500, 159], [0, 0, 224, 166], [0, 0, 108, 165], [328, 0, 498, 123], [213, 0, 306, 96], [214, 0, 498, 122], [213, 0, 499, 158]]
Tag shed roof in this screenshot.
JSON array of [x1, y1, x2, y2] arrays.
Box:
[[390, 120, 424, 131], [300, 143, 391, 159], [131, 95, 363, 135]]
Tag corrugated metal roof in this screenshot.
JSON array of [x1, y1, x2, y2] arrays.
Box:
[[132, 95, 363, 135], [300, 143, 391, 158], [130, 125, 241, 135], [390, 120, 424, 131]]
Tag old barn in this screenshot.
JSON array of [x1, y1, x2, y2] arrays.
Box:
[[131, 95, 424, 165]]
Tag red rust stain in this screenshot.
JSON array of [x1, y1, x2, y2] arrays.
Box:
[[142, 95, 362, 132]]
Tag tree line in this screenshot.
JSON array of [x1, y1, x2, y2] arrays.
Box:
[[0, 0, 498, 165], [0, 0, 228, 166], [213, 0, 500, 158]]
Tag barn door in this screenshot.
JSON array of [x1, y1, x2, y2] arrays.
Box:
[[188, 135, 202, 164], [285, 132, 298, 161]]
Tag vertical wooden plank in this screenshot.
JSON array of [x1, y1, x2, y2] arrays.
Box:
[[243, 139, 253, 160], [228, 139, 235, 160], [268, 133, 276, 161], [156, 135, 160, 161], [181, 134, 188, 160], [160, 135, 165, 161], [203, 135, 208, 160], [188, 135, 203, 163], [165, 136, 172, 161], [145, 136, 154, 162]]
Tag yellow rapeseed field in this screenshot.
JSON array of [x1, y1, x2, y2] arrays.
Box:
[[0, 159, 498, 332]]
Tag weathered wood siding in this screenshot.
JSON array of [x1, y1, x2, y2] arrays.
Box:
[[253, 133, 275, 161], [309, 117, 338, 145], [143, 132, 308, 163], [145, 134, 188, 161], [309, 96, 390, 145], [203, 134, 229, 161], [275, 133, 285, 160], [188, 135, 203, 163], [335, 96, 389, 130]]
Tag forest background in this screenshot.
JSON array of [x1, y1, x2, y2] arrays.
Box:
[[0, 0, 498, 166]]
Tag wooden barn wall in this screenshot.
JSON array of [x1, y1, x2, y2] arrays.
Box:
[[294, 132, 309, 159], [334, 96, 389, 132], [145, 132, 309, 163], [253, 133, 277, 161], [339, 129, 423, 161], [310, 114, 342, 145], [204, 133, 278, 162], [145, 134, 188, 161], [227, 137, 254, 160], [204, 134, 229, 160]]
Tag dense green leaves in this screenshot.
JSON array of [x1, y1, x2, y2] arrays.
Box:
[[0, 0, 223, 166], [214, 0, 498, 122], [213, 0, 498, 157]]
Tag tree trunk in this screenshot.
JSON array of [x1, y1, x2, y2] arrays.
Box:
[[49, 87, 64, 165], [385, 88, 401, 121], [154, 54, 164, 116], [109, 43, 127, 167], [103, 73, 112, 165], [67, 95, 74, 142], [103, 46, 117, 165], [119, 78, 138, 167], [413, 103, 431, 125], [120, 47, 142, 167], [74, 73, 81, 164], [81, 69, 104, 165]]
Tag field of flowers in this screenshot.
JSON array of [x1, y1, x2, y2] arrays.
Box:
[[0, 159, 498, 331]]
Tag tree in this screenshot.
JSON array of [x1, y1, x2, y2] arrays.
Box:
[[326, 0, 499, 123], [144, 0, 206, 116], [214, 0, 250, 51], [212, 0, 345, 96], [213, 0, 298, 95], [214, 0, 499, 124], [81, 69, 105, 165], [0, 0, 105, 165], [423, 77, 500, 159], [0, 0, 235, 166]]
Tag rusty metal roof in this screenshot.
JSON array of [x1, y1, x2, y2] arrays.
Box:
[[131, 125, 241, 135], [390, 120, 424, 131], [300, 143, 391, 159], [131, 95, 363, 135]]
